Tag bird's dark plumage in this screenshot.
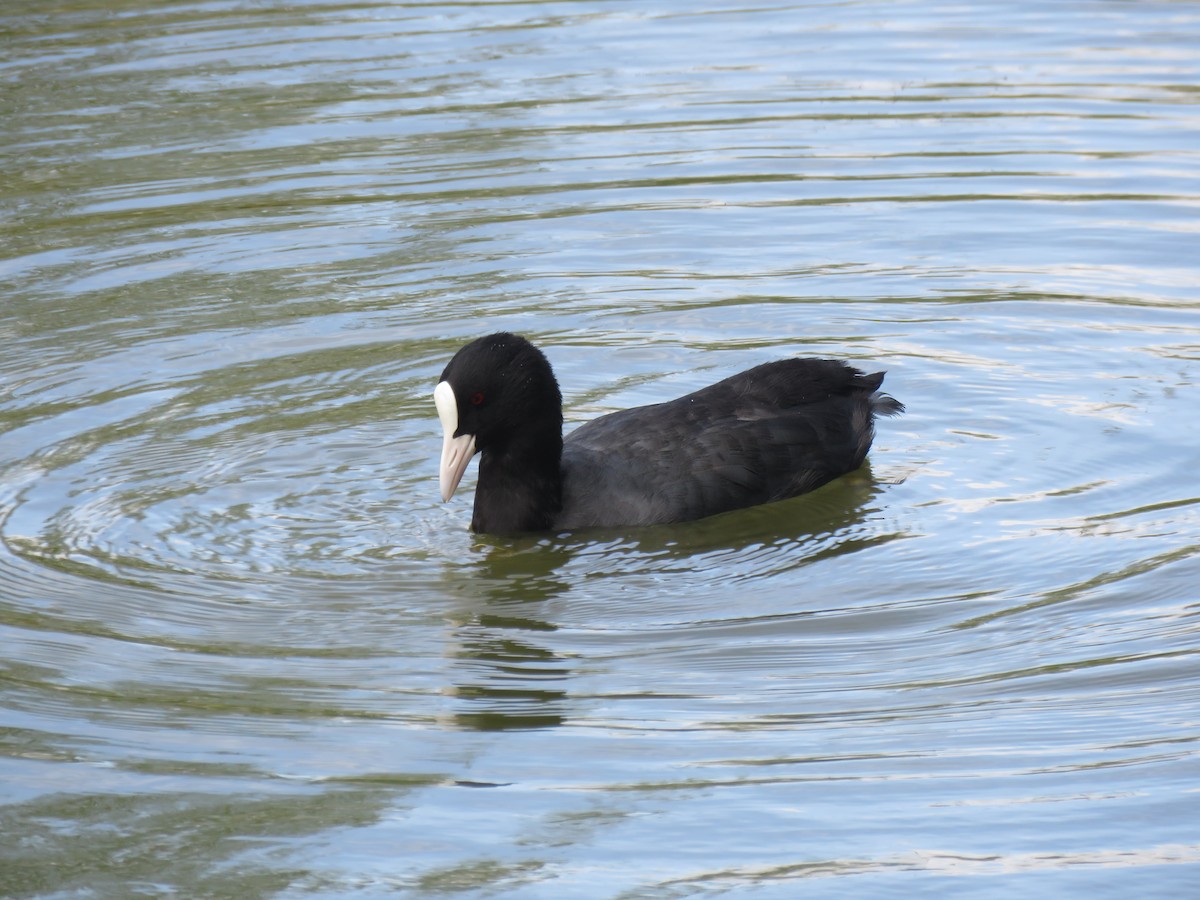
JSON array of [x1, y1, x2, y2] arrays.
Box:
[[434, 333, 903, 534]]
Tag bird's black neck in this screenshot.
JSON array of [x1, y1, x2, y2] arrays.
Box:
[[471, 432, 564, 534]]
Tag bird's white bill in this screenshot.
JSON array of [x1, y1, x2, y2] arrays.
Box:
[[434, 381, 477, 502]]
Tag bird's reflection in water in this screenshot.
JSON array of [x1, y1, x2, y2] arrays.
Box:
[[441, 540, 574, 731], [437, 464, 903, 731]]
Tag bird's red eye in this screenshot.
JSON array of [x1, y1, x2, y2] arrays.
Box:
[[469, 391, 485, 406]]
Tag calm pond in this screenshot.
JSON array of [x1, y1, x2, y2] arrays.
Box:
[[2, 1, 1199, 897]]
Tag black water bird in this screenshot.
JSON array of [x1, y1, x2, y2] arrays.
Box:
[[435, 333, 903, 534]]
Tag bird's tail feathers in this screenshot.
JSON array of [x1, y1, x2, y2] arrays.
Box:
[[870, 392, 905, 417]]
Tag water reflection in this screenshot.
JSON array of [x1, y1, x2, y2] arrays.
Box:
[[0, 785, 403, 897], [445, 623, 570, 731], [435, 468, 900, 731], [439, 541, 573, 731], [5, 0, 1200, 893]]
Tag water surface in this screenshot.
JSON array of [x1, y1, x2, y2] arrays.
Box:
[[2, 1, 1199, 897]]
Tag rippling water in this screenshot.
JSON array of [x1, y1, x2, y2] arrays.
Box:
[[3, 0, 1199, 896]]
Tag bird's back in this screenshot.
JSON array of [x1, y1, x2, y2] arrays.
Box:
[[557, 358, 898, 529]]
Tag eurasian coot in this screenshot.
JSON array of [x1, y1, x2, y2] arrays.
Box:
[[435, 332, 903, 534]]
